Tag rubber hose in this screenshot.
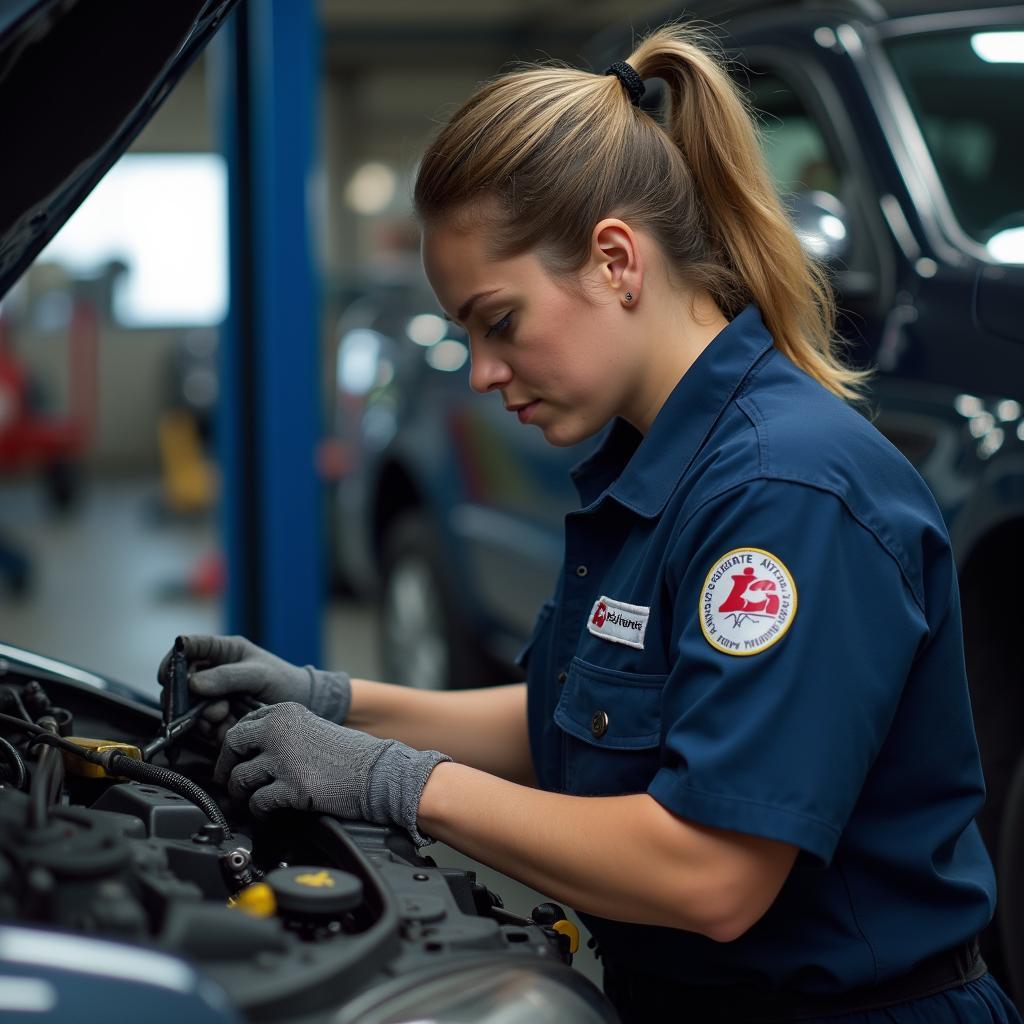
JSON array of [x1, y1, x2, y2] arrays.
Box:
[[0, 689, 34, 730], [28, 743, 61, 829], [0, 736, 27, 790], [28, 718, 62, 830], [107, 752, 231, 838]]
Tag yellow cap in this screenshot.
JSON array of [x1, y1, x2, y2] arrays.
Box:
[[228, 883, 277, 918], [552, 919, 580, 954], [62, 737, 142, 779], [294, 870, 336, 889]]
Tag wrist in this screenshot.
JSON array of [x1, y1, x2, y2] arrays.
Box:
[[416, 758, 459, 842], [408, 749, 453, 847], [377, 742, 452, 848], [305, 667, 352, 723], [341, 677, 374, 730]]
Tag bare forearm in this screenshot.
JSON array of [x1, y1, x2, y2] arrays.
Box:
[[418, 761, 796, 939], [346, 679, 536, 786]]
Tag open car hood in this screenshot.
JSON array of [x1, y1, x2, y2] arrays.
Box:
[[0, 0, 239, 300]]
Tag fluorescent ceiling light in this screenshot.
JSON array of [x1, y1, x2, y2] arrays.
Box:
[[987, 227, 1024, 264], [406, 314, 447, 347], [426, 339, 469, 372], [971, 31, 1024, 63], [345, 162, 397, 215]]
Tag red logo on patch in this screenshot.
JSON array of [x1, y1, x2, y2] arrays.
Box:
[[591, 601, 608, 627], [718, 567, 780, 617]]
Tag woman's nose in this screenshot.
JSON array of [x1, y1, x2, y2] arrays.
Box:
[[468, 341, 512, 394]]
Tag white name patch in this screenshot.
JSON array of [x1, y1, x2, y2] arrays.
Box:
[[587, 596, 650, 649]]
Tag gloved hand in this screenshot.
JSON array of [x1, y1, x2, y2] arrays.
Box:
[[214, 702, 452, 846], [157, 635, 351, 740]]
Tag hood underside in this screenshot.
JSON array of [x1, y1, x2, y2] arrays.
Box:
[[0, 0, 239, 300]]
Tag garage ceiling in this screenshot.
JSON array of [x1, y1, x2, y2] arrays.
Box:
[[318, 0, 676, 68], [319, 0, 673, 32]]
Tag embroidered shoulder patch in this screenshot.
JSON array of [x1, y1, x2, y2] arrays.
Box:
[[699, 548, 797, 656], [587, 596, 650, 649]]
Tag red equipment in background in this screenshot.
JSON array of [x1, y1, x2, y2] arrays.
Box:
[[0, 300, 99, 509]]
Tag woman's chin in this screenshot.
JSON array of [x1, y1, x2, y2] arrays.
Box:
[[539, 415, 602, 449]]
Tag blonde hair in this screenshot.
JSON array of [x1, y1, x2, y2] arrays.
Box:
[[414, 20, 869, 400]]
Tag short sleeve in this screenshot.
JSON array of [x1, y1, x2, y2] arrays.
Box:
[[647, 478, 929, 865]]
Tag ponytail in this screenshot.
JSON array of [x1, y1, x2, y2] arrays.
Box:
[[414, 21, 869, 400], [627, 24, 868, 398]]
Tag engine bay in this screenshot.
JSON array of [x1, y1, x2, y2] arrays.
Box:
[[0, 648, 612, 1023]]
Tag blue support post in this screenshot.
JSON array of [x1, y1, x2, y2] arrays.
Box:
[[214, 0, 323, 666], [212, 7, 255, 644]]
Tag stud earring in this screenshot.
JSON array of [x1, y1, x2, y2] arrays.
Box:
[[624, 292, 633, 303]]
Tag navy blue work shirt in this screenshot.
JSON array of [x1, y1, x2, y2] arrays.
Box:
[[519, 304, 995, 992]]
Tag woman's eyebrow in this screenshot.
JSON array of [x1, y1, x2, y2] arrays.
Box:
[[442, 288, 502, 325]]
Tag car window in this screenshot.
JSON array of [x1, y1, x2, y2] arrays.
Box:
[[884, 27, 1024, 260], [746, 70, 844, 198], [742, 63, 884, 299]]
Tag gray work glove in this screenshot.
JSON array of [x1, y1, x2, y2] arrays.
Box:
[[214, 702, 451, 847], [157, 635, 351, 740]]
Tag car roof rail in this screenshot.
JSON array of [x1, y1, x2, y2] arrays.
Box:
[[622, 0, 938, 37], [694, 0, 889, 23], [587, 0, 1018, 74], [640, 0, 1021, 32]]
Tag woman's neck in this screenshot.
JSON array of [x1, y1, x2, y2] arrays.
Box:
[[623, 289, 730, 434]]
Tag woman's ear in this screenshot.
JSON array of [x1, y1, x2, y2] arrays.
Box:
[[591, 218, 642, 306]]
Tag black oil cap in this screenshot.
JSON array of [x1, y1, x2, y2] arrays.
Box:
[[265, 866, 364, 916]]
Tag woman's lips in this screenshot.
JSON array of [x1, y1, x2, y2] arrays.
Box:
[[515, 400, 540, 424]]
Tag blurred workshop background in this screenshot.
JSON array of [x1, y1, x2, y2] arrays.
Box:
[[1, 0, 1023, 993], [0, 0, 683, 687]]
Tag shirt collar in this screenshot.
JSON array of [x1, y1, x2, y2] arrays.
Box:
[[570, 304, 774, 516]]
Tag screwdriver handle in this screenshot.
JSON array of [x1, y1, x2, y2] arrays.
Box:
[[166, 636, 192, 726]]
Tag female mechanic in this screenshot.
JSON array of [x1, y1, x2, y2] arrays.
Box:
[[159, 22, 1021, 1023]]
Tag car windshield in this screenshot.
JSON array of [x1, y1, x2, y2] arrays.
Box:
[[884, 26, 1024, 262]]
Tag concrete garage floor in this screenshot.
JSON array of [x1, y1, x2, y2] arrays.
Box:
[[0, 477, 604, 989]]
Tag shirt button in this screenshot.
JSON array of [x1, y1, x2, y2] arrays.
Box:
[[557, 671, 567, 685], [591, 710, 609, 739], [576, 565, 588, 577]]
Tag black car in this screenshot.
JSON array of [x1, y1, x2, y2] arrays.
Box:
[[327, 0, 1024, 991]]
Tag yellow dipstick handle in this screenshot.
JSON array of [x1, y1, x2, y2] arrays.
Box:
[[228, 883, 277, 918], [552, 919, 580, 954]]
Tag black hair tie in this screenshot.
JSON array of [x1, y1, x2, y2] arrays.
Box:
[[604, 61, 645, 107]]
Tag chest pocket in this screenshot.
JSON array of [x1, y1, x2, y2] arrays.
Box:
[[553, 658, 665, 796]]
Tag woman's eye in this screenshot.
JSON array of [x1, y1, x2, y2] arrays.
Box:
[[484, 313, 513, 339]]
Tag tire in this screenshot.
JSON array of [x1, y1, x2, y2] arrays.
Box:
[[999, 752, 1024, 1008], [963, 563, 1023, 991], [378, 512, 491, 691]]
